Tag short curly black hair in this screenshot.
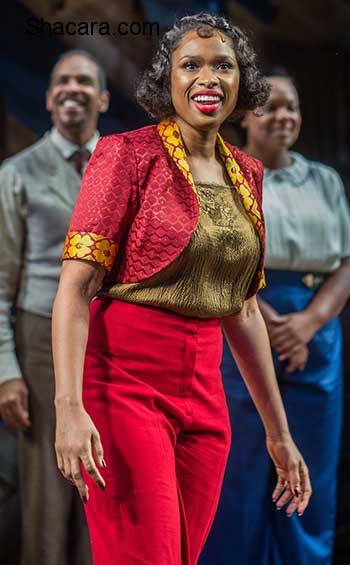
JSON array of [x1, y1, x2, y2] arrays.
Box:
[[136, 13, 270, 120]]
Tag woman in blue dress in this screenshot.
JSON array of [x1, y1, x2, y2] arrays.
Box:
[[201, 69, 350, 565]]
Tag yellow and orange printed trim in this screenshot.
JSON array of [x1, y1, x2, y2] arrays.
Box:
[[62, 231, 117, 271], [157, 119, 198, 195], [158, 118, 266, 290], [257, 268, 266, 290]]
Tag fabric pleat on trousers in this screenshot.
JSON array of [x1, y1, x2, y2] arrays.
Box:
[[14, 310, 92, 565], [200, 269, 343, 565], [82, 298, 231, 565]]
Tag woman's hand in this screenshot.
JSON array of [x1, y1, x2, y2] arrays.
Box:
[[267, 311, 319, 360], [55, 403, 106, 503], [285, 344, 309, 373], [266, 433, 312, 517], [258, 299, 309, 371]]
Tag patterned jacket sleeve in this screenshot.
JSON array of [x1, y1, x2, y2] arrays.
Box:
[[62, 134, 138, 271]]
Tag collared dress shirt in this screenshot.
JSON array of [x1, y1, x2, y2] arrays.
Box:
[[50, 128, 99, 174]]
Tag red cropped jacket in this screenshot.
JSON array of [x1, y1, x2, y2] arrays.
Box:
[[63, 119, 266, 298]]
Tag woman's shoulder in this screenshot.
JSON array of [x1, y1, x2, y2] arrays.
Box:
[[85, 125, 159, 169], [291, 151, 340, 182], [295, 152, 345, 196], [93, 125, 164, 169], [97, 125, 159, 148]]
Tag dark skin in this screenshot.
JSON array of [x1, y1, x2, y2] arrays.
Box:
[[170, 30, 240, 184], [0, 55, 110, 431], [242, 77, 301, 169], [46, 54, 110, 145], [242, 77, 350, 372], [52, 32, 311, 515]]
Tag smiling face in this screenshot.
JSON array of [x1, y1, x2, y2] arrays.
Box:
[[170, 30, 240, 131], [46, 55, 109, 139], [242, 76, 301, 152]]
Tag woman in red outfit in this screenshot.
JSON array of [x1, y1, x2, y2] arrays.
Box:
[[52, 13, 312, 565]]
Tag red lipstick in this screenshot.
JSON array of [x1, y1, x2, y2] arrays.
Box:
[[191, 89, 224, 114]]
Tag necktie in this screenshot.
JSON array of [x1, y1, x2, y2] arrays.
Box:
[[70, 148, 91, 176]]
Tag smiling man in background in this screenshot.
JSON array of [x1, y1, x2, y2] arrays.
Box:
[[0, 50, 109, 565]]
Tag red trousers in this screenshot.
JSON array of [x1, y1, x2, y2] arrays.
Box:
[[82, 298, 231, 565]]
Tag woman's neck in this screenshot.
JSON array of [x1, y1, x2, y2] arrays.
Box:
[[243, 142, 292, 170], [175, 117, 218, 160]]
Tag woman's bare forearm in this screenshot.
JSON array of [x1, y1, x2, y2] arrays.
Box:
[[52, 289, 90, 407], [52, 261, 104, 408], [306, 257, 350, 328], [221, 297, 290, 440], [257, 297, 279, 322]]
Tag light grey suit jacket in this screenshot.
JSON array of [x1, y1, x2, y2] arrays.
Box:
[[0, 133, 87, 383]]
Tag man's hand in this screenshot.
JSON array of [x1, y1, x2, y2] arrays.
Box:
[[0, 378, 31, 431]]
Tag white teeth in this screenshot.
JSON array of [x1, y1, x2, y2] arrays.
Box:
[[63, 99, 81, 108], [193, 95, 221, 102]]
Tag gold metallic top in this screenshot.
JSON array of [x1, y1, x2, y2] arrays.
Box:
[[101, 182, 261, 318]]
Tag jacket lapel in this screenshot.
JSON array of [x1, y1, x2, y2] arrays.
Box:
[[216, 134, 264, 243], [157, 119, 264, 247], [157, 119, 198, 194]]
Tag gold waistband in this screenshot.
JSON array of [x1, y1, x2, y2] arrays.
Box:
[[301, 273, 326, 290]]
